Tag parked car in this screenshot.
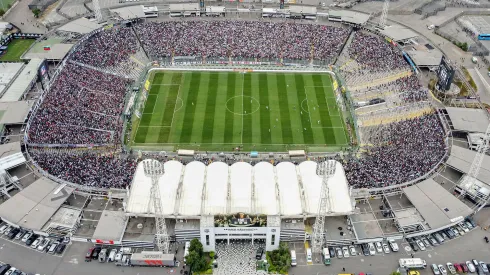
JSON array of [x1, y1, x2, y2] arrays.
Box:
[[21, 232, 32, 243], [5, 267, 17, 275], [14, 230, 25, 240], [375, 242, 383, 253], [335, 247, 343, 259], [25, 235, 37, 246], [432, 264, 441, 275], [328, 247, 336, 258], [422, 238, 431, 247], [3, 226, 12, 235], [466, 217, 477, 228], [30, 237, 43, 249], [0, 225, 8, 234], [382, 242, 390, 253], [429, 235, 439, 246], [91, 247, 102, 259], [480, 262, 489, 273], [441, 231, 451, 240], [472, 260, 479, 267], [7, 229, 19, 240], [348, 245, 356, 256], [48, 242, 59, 254], [444, 229, 454, 239], [458, 223, 470, 233], [342, 246, 349, 258], [255, 247, 264, 260], [368, 243, 376, 256], [0, 264, 12, 275], [408, 239, 418, 252], [416, 239, 426, 251], [56, 243, 67, 254], [465, 221, 474, 229], [439, 264, 448, 275], [453, 263, 463, 273], [466, 261, 476, 273], [434, 232, 445, 243], [450, 227, 460, 237], [85, 247, 95, 262], [37, 238, 51, 252], [460, 263, 469, 273], [388, 239, 399, 252], [361, 244, 370, 256], [447, 263, 457, 275]]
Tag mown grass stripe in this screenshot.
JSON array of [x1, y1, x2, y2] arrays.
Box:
[[259, 73, 271, 144], [157, 73, 182, 143], [295, 74, 314, 144], [276, 74, 293, 144], [242, 73, 253, 144], [312, 74, 336, 144], [223, 73, 236, 143], [179, 72, 201, 144], [202, 73, 219, 143]]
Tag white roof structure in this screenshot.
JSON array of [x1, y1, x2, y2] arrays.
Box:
[[276, 162, 302, 216], [1, 59, 43, 102], [203, 162, 228, 215], [300, 161, 354, 215], [126, 160, 353, 217], [230, 162, 252, 214], [178, 161, 205, 216], [57, 18, 103, 34], [254, 162, 278, 215]]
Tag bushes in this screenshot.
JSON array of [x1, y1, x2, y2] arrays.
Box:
[[265, 242, 291, 274], [185, 239, 208, 273], [0, 9, 5, 16]]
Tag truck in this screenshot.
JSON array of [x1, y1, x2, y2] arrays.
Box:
[[129, 251, 176, 267], [399, 258, 427, 269]]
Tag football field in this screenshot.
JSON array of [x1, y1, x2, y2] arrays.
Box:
[[131, 70, 349, 152]]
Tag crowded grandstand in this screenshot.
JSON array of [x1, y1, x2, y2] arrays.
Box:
[[25, 20, 448, 191]]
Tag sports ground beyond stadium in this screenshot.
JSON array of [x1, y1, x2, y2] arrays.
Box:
[[131, 70, 349, 152]]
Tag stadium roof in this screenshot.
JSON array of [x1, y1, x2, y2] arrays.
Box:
[[110, 6, 146, 20], [57, 17, 103, 34], [1, 59, 43, 102], [405, 50, 443, 67], [403, 178, 472, 229], [289, 5, 317, 15], [0, 101, 34, 124], [446, 107, 489, 133], [169, 3, 200, 12], [380, 25, 418, 42], [126, 160, 353, 217], [0, 178, 73, 230], [92, 210, 127, 241], [447, 145, 490, 185]]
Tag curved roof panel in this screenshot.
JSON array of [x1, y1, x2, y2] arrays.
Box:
[[299, 161, 321, 215], [254, 162, 278, 215], [126, 161, 152, 214], [230, 162, 252, 213], [203, 162, 229, 215], [276, 162, 302, 216], [179, 161, 206, 216], [159, 160, 183, 215]]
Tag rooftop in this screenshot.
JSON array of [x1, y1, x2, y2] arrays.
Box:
[[446, 107, 489, 133], [380, 25, 418, 42], [92, 210, 127, 241], [57, 17, 103, 34], [1, 59, 43, 102], [447, 145, 490, 185]]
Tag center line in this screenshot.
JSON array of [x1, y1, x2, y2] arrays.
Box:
[[241, 73, 244, 145]]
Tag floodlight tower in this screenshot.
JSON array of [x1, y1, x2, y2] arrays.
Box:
[[378, 0, 389, 29], [143, 159, 170, 253], [311, 160, 336, 254], [461, 123, 490, 212]]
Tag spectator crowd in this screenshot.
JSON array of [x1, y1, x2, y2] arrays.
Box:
[[26, 21, 447, 189]]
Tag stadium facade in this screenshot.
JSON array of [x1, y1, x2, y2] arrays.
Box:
[[126, 159, 354, 251]]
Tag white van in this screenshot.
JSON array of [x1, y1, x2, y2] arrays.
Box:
[[399, 258, 427, 269], [291, 250, 297, 266], [108, 249, 117, 262], [306, 248, 312, 263], [428, 24, 435, 30]]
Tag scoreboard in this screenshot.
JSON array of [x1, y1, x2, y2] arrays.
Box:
[[436, 56, 455, 91]]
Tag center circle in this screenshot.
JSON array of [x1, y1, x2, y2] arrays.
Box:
[[226, 95, 260, 116]]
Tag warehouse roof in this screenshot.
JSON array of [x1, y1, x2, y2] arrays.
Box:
[[404, 178, 472, 229], [127, 160, 353, 217], [92, 210, 127, 241], [380, 25, 418, 42], [446, 107, 489, 133], [0, 178, 73, 230]]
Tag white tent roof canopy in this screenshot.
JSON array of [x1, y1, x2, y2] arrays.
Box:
[[126, 160, 354, 217]]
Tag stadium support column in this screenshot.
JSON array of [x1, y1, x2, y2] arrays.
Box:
[[143, 159, 170, 253], [311, 160, 336, 254], [93, 0, 103, 23], [378, 0, 389, 29]]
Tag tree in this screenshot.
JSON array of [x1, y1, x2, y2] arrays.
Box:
[[185, 238, 208, 273], [391, 272, 401, 275], [189, 238, 203, 256], [266, 242, 291, 274], [0, 9, 5, 16], [32, 8, 41, 18]]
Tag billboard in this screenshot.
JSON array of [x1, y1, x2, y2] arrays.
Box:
[[436, 56, 455, 91]]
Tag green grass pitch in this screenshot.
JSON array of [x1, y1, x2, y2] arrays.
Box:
[[0, 39, 35, 62], [131, 70, 349, 152]]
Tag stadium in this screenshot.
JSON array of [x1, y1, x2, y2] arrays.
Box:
[[0, 5, 487, 267]]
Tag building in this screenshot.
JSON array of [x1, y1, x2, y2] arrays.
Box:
[[125, 160, 354, 251]]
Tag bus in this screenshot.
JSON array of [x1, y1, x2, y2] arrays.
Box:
[[399, 258, 427, 269], [478, 34, 490, 40], [322, 248, 331, 265]]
